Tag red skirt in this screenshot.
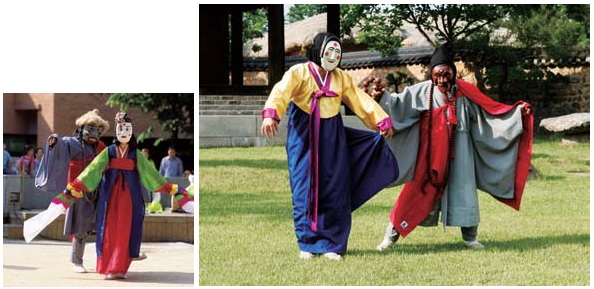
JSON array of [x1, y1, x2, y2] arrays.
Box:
[[96, 175, 133, 274]]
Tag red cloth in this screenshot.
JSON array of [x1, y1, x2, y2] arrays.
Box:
[[390, 80, 533, 237], [96, 175, 133, 275], [109, 158, 135, 170], [66, 141, 107, 182]]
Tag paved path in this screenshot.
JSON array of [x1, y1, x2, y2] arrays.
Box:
[[3, 238, 195, 287]]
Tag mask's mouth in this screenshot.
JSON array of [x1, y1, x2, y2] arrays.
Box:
[[87, 137, 98, 143]]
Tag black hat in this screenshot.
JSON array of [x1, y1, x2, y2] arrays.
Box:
[[430, 43, 456, 75], [306, 32, 342, 68]]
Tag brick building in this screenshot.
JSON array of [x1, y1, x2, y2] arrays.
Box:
[[3, 93, 195, 172]]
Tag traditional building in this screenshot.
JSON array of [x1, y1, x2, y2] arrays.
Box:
[[198, 5, 590, 148]]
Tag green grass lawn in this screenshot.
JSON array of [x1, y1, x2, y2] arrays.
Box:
[[198, 135, 589, 286]]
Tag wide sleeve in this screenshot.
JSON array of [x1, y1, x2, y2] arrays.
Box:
[[340, 71, 392, 131], [34, 134, 70, 192], [469, 102, 524, 199], [262, 65, 305, 121], [137, 150, 169, 192], [138, 150, 193, 211], [377, 83, 429, 184]]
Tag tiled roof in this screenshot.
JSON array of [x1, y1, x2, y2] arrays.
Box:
[[244, 46, 434, 71], [244, 45, 590, 71]]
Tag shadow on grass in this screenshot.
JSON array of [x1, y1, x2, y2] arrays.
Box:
[[531, 153, 550, 160], [348, 233, 590, 256], [539, 175, 566, 181], [200, 191, 398, 217], [354, 204, 400, 214], [200, 159, 287, 170]]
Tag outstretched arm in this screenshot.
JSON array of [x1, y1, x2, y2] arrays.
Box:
[[137, 151, 194, 213], [340, 72, 394, 137]]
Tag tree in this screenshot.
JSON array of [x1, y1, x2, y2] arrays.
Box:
[[287, 4, 326, 23], [106, 93, 194, 147], [504, 4, 589, 58], [339, 4, 510, 56], [340, 5, 405, 57], [477, 4, 590, 113], [286, 5, 405, 57], [243, 8, 268, 53], [400, 4, 511, 46]]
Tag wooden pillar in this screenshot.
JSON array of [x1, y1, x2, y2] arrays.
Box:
[[327, 4, 340, 36], [230, 8, 243, 88], [267, 5, 285, 87], [199, 5, 229, 86]]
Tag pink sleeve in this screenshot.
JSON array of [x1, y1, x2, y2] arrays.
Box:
[[262, 108, 280, 122], [376, 117, 393, 131]]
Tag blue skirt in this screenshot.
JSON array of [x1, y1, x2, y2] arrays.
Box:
[[286, 103, 398, 254]]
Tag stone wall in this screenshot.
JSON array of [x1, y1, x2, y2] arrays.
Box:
[[541, 66, 590, 112], [241, 63, 589, 113], [199, 114, 371, 148], [242, 62, 472, 92]]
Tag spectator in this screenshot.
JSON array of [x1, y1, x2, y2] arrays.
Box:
[[148, 146, 184, 213], [3, 143, 16, 175], [159, 147, 183, 177], [141, 148, 154, 166], [16, 145, 35, 176]]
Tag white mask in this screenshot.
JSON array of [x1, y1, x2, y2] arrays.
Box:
[[320, 40, 341, 71], [116, 123, 133, 144]]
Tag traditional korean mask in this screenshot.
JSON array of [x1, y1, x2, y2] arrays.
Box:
[[320, 40, 341, 71], [81, 124, 100, 143], [431, 64, 456, 94], [116, 122, 133, 144]]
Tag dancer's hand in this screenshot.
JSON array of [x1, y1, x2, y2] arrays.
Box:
[[520, 102, 532, 116], [48, 136, 57, 148], [261, 118, 279, 139], [174, 186, 194, 213], [51, 189, 77, 209], [380, 128, 393, 139]]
